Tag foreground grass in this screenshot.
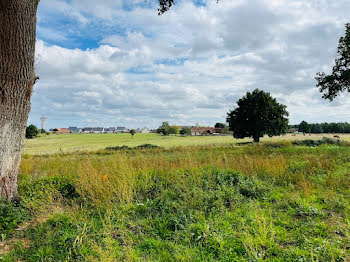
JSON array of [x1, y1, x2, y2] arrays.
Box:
[[23, 133, 350, 155], [1, 143, 350, 261]]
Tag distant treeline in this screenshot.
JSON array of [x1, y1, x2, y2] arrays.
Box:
[[290, 121, 350, 134]]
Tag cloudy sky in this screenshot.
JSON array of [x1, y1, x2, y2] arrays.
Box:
[[29, 0, 350, 129]]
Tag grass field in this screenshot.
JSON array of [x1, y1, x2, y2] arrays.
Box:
[[23, 133, 350, 155], [2, 140, 350, 261]]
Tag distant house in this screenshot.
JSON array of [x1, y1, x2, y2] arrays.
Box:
[[214, 128, 225, 134], [289, 128, 299, 134], [55, 128, 70, 134], [190, 127, 216, 136], [116, 127, 129, 133], [83, 127, 105, 134], [105, 127, 116, 133], [82, 127, 92, 134], [92, 127, 104, 134], [69, 127, 78, 133], [140, 127, 150, 134]]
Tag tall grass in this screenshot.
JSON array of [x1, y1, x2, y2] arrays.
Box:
[[2, 143, 349, 261]]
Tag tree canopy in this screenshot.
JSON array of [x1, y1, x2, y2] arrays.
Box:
[[215, 123, 227, 128], [294, 122, 350, 134], [226, 89, 289, 142], [180, 127, 191, 135], [158, 0, 175, 14], [298, 121, 311, 133], [130, 129, 136, 138], [25, 125, 39, 139], [316, 23, 350, 100], [157, 122, 179, 135]]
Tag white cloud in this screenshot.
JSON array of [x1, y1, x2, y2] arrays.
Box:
[[29, 0, 350, 128]]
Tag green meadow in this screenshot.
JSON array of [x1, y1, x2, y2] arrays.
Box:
[[1, 139, 350, 261], [23, 133, 245, 155], [23, 133, 350, 155]]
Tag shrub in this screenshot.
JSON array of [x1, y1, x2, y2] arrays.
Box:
[[106, 144, 161, 151], [214, 170, 242, 187], [106, 145, 131, 151], [238, 177, 269, 199], [25, 125, 39, 139], [292, 137, 340, 147], [136, 144, 162, 149]]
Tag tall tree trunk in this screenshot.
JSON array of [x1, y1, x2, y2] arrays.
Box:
[[0, 0, 39, 200]]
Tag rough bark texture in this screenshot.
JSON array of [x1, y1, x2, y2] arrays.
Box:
[[0, 0, 39, 200]]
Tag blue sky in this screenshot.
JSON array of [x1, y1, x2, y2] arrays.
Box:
[[29, 0, 350, 129]]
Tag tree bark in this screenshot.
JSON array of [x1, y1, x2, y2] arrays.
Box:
[[253, 136, 260, 143], [0, 0, 39, 200]]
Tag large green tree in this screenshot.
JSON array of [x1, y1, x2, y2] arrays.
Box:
[[180, 127, 191, 135], [168, 125, 179, 135], [157, 121, 171, 135], [227, 89, 289, 142], [157, 122, 179, 135], [298, 121, 311, 133], [0, 0, 219, 200], [316, 23, 350, 100]]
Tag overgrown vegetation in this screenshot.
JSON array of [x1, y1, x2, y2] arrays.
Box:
[[1, 143, 350, 261], [106, 144, 162, 151], [291, 137, 346, 146], [25, 125, 39, 139]]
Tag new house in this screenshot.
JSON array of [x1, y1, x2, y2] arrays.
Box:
[[69, 127, 78, 133], [116, 127, 129, 133], [83, 127, 105, 134], [189, 127, 225, 136], [55, 128, 70, 134], [138, 127, 150, 134], [104, 127, 116, 133]]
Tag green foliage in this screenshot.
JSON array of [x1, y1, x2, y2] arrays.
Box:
[[317, 23, 350, 100], [19, 175, 80, 209], [106, 145, 131, 151], [25, 125, 39, 139], [168, 125, 179, 135], [0, 199, 29, 237], [136, 144, 162, 149], [157, 122, 179, 135], [180, 127, 191, 135], [294, 122, 350, 134], [227, 89, 289, 142], [298, 120, 311, 133], [130, 129, 136, 138], [106, 144, 162, 151], [215, 123, 227, 128], [310, 123, 323, 134], [3, 144, 350, 261], [157, 121, 170, 135], [292, 137, 340, 146], [24, 213, 83, 261]]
